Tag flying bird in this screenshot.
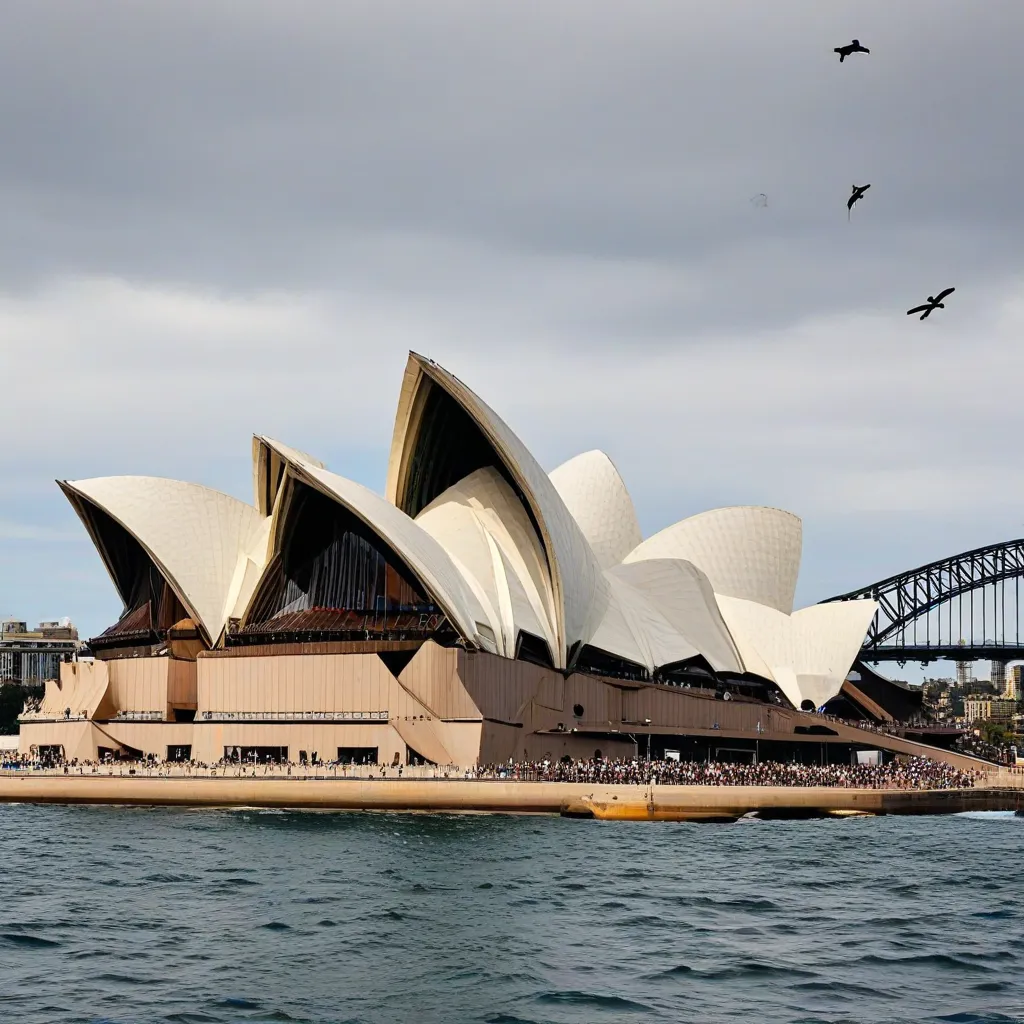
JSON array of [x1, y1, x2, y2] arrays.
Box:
[[906, 287, 955, 320], [847, 183, 871, 219], [834, 39, 870, 62]]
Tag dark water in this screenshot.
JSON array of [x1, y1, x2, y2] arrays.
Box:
[[0, 806, 1022, 1024]]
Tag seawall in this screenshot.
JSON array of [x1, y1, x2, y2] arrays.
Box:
[[0, 774, 1017, 820]]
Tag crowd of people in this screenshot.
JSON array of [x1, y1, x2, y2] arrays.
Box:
[[0, 752, 982, 789], [473, 756, 981, 789], [956, 732, 1016, 766]]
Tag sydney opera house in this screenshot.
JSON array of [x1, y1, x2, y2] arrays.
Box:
[[20, 353, 884, 767]]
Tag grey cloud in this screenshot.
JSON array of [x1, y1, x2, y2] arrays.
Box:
[[0, 0, 1022, 336], [2, 1, 1024, 643]]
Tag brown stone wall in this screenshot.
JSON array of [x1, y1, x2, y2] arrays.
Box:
[[106, 658, 171, 714], [167, 659, 198, 710], [456, 648, 561, 724], [398, 644, 477, 719], [16, 645, 995, 773]]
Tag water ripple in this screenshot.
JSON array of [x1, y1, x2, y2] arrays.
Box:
[[0, 806, 1022, 1023]]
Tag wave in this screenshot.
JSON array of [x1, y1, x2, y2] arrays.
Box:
[[214, 997, 262, 1009], [0, 932, 60, 948], [934, 1014, 1024, 1023], [534, 990, 653, 1012], [672, 895, 780, 912], [2, 807, 1023, 1024], [790, 979, 897, 999], [646, 961, 816, 982], [93, 973, 151, 986], [853, 952, 996, 973]]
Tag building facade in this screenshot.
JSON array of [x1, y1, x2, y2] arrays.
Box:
[[957, 660, 973, 689], [1006, 665, 1023, 701], [963, 696, 1017, 724], [0, 619, 80, 686], [991, 660, 1007, 693], [20, 354, 882, 766]]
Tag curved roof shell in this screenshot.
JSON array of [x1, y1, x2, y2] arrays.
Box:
[[253, 436, 325, 516], [415, 467, 557, 662], [223, 515, 274, 624], [789, 600, 880, 709], [549, 450, 643, 571], [385, 353, 608, 668], [587, 572, 701, 673], [606, 559, 745, 674], [714, 593, 877, 709], [60, 476, 267, 644], [58, 354, 877, 710], [624, 506, 802, 615]]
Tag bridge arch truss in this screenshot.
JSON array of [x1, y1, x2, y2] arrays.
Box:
[[821, 538, 1024, 662]]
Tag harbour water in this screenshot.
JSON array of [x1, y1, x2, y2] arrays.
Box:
[[0, 805, 1022, 1024]]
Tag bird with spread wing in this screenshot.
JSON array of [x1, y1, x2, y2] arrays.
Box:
[[834, 39, 870, 62], [906, 288, 955, 320], [848, 183, 871, 219]]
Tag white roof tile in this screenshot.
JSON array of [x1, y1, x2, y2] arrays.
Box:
[[549, 450, 642, 570]]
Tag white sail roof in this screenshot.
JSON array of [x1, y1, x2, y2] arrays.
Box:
[[549, 450, 643, 570], [386, 353, 608, 668], [59, 353, 878, 711], [415, 467, 558, 663], [587, 572, 710, 673], [789, 601, 880, 709], [253, 435, 326, 515], [715, 593, 877, 709], [223, 515, 274, 624], [60, 476, 268, 644], [624, 506, 803, 614], [606, 559, 745, 674]]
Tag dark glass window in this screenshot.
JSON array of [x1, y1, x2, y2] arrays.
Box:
[[81, 501, 187, 645], [399, 382, 545, 552], [243, 483, 446, 639]]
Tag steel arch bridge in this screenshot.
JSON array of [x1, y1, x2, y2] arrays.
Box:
[[821, 538, 1024, 663]]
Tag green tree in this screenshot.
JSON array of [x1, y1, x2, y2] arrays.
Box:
[[0, 684, 42, 735], [980, 720, 1011, 747]]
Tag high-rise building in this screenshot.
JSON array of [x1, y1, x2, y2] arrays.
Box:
[[1006, 665, 1024, 701], [991, 660, 1007, 693], [956, 659, 972, 688]]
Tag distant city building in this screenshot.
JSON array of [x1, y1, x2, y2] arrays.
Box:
[[956, 660, 972, 688], [1006, 665, 1024, 701], [0, 618, 81, 685], [991, 660, 1007, 692], [963, 695, 1016, 724]]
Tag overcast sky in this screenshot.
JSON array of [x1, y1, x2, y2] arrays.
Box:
[[1, 1, 1023, 670]]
